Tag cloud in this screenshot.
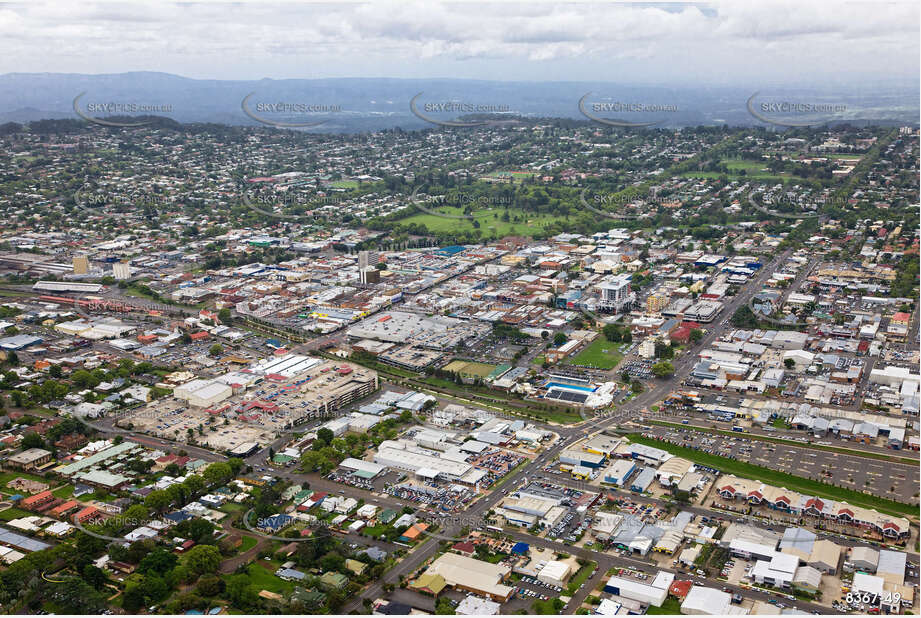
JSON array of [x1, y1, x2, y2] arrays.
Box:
[[0, 0, 915, 84]]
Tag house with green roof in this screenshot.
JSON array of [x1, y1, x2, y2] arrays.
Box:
[[378, 508, 398, 524], [291, 587, 326, 606], [319, 571, 348, 591]]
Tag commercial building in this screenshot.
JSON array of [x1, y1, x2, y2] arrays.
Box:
[[174, 379, 234, 408], [7, 448, 52, 471], [603, 571, 674, 607], [680, 586, 743, 615], [421, 552, 514, 602], [603, 459, 636, 486], [537, 560, 572, 587]]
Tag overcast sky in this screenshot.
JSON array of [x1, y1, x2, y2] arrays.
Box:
[[1, 1, 917, 87]]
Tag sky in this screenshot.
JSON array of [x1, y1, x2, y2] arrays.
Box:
[[0, 0, 918, 87]]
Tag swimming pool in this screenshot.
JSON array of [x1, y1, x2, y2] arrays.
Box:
[[544, 381, 596, 392]]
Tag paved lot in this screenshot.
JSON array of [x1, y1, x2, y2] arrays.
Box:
[[649, 426, 920, 503]]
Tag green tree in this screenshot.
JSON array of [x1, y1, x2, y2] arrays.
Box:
[[651, 361, 675, 378], [184, 544, 222, 577], [144, 489, 172, 513]]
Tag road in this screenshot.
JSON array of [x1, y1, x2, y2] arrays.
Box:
[[76, 247, 914, 615]]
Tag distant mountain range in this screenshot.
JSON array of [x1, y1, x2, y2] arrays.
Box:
[[0, 71, 916, 132]]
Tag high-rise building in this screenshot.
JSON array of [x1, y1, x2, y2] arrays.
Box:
[[597, 274, 635, 313], [646, 294, 668, 314]]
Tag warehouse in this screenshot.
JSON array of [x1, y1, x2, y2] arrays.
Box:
[[603, 459, 636, 486], [421, 552, 514, 602], [603, 571, 673, 607], [630, 467, 657, 492], [174, 378, 233, 408], [339, 458, 387, 479], [537, 560, 572, 587], [559, 449, 606, 469], [374, 443, 472, 481], [680, 586, 736, 615]]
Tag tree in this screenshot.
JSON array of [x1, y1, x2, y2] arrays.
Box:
[[631, 380, 644, 393], [689, 328, 704, 343], [21, 431, 45, 449], [49, 364, 63, 378], [202, 461, 233, 487], [144, 489, 172, 512], [602, 324, 622, 342], [123, 504, 149, 525], [225, 574, 258, 609], [137, 548, 178, 575], [316, 427, 334, 446], [184, 544, 222, 577], [82, 563, 108, 589], [553, 332, 568, 346], [651, 361, 675, 378], [208, 344, 223, 357], [783, 357, 796, 369], [217, 308, 231, 323], [195, 572, 224, 597]]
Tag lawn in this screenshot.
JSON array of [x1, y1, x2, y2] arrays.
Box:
[[646, 597, 682, 614], [532, 598, 564, 614], [680, 158, 794, 183], [238, 563, 294, 595], [0, 506, 33, 521], [566, 561, 597, 595], [327, 180, 359, 189], [237, 535, 258, 553], [626, 434, 917, 518], [397, 206, 566, 237], [564, 337, 625, 370], [52, 485, 74, 499], [0, 471, 51, 493], [772, 417, 790, 429]]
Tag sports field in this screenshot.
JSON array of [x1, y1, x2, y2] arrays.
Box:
[[398, 205, 566, 236]]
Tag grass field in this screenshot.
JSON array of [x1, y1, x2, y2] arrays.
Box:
[[398, 206, 566, 236], [680, 158, 793, 182], [566, 561, 597, 595], [627, 434, 917, 518], [564, 338, 625, 370], [237, 535, 258, 553], [646, 598, 682, 614], [235, 563, 294, 595], [327, 180, 359, 189], [52, 485, 74, 499], [0, 506, 33, 521], [0, 471, 51, 493]]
